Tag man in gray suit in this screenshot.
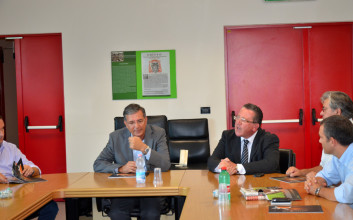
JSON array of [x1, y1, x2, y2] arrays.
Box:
[[94, 103, 170, 220]]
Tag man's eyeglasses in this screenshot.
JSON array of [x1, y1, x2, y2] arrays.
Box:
[[234, 115, 257, 124]]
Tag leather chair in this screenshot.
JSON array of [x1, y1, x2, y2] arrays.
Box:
[[279, 149, 296, 174], [168, 118, 210, 170]]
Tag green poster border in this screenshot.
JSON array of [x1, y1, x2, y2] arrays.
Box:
[[136, 50, 177, 99]]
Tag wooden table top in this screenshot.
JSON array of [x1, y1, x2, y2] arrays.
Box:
[[179, 170, 353, 220], [0, 172, 87, 220], [57, 170, 186, 198], [1, 170, 352, 220]]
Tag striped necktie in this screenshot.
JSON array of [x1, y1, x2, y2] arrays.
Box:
[[241, 139, 249, 164]]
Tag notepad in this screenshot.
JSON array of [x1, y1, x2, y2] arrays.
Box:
[[269, 205, 323, 213], [109, 172, 149, 178], [270, 176, 306, 183]]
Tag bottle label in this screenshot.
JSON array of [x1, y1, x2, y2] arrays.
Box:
[[136, 171, 146, 183], [227, 184, 231, 200]]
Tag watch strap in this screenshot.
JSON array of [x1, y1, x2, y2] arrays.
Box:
[[315, 187, 321, 196], [143, 146, 150, 155]]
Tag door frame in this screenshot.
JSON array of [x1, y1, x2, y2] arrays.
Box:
[[0, 34, 65, 167]]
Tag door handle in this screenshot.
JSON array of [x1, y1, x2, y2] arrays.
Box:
[[311, 108, 323, 125], [232, 109, 303, 126], [231, 111, 235, 127], [25, 116, 63, 132]]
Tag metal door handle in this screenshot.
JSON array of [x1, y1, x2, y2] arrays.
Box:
[[311, 108, 323, 125], [25, 116, 63, 132], [232, 111, 236, 127], [232, 109, 303, 126]]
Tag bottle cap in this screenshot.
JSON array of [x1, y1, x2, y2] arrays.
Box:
[[221, 167, 227, 170]]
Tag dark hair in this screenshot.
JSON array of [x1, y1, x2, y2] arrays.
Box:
[[320, 115, 353, 146], [243, 103, 263, 126], [321, 91, 353, 119], [123, 104, 146, 121]]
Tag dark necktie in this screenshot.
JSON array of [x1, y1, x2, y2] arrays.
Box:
[[241, 139, 249, 164]]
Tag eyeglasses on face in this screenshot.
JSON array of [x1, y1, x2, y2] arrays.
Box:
[[234, 115, 257, 124], [321, 107, 328, 113]]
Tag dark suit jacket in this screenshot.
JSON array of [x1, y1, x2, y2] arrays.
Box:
[[207, 128, 280, 174], [93, 124, 171, 173]]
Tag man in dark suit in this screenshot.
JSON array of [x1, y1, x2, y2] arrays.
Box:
[[94, 103, 170, 220], [208, 103, 280, 175]]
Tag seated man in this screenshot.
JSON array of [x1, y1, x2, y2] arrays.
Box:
[[208, 103, 280, 175], [93, 103, 170, 220], [286, 91, 353, 177], [305, 115, 353, 203], [0, 116, 58, 220]]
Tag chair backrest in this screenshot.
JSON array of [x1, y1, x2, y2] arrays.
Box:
[[168, 118, 210, 169], [279, 149, 296, 174], [114, 115, 168, 135]]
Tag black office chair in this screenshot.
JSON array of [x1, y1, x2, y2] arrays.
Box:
[[279, 149, 296, 174], [97, 115, 174, 219], [168, 118, 210, 170]]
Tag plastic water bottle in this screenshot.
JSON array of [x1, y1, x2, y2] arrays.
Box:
[[219, 167, 230, 203], [136, 154, 146, 184]]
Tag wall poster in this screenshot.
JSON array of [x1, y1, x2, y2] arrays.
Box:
[[111, 50, 176, 100]]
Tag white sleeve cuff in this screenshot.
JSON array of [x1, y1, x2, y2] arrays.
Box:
[[237, 164, 246, 174]]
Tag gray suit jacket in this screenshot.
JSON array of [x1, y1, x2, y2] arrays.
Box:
[[93, 124, 171, 173]]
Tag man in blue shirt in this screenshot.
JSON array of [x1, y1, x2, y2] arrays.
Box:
[[287, 91, 353, 178], [0, 116, 58, 219], [305, 115, 353, 203]]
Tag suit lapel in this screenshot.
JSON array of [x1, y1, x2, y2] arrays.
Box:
[[144, 125, 153, 149], [249, 128, 263, 161], [230, 132, 242, 163], [123, 128, 134, 161]]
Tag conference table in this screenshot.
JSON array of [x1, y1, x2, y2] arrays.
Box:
[[1, 170, 352, 220]]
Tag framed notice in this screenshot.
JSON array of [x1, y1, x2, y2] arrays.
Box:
[[111, 50, 177, 100]]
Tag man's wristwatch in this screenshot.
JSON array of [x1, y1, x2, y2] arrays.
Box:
[[143, 146, 150, 155], [315, 187, 321, 196]]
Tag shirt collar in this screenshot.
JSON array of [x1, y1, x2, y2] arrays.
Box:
[[339, 142, 353, 162], [129, 133, 145, 142], [241, 131, 258, 144]]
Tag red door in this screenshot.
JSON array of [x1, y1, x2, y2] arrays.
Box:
[[308, 24, 353, 166], [225, 23, 353, 169], [225, 26, 306, 168], [14, 34, 66, 174]]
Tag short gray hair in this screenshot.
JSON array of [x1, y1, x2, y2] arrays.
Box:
[[123, 104, 146, 121], [321, 91, 353, 119]]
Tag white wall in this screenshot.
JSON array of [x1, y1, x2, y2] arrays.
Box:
[[0, 0, 352, 172]]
